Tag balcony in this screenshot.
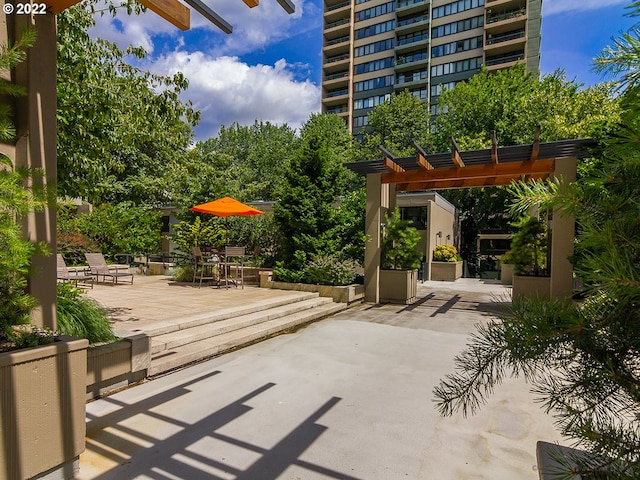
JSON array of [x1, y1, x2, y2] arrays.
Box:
[[396, 13, 429, 34], [322, 89, 349, 108], [395, 31, 429, 53], [396, 0, 428, 16], [485, 51, 525, 70], [324, 0, 350, 23], [324, 17, 350, 31], [484, 29, 526, 55], [323, 35, 350, 56], [324, 104, 349, 115], [395, 51, 428, 72], [486, 7, 526, 26], [323, 70, 350, 88]]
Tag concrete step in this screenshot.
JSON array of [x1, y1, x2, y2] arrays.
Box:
[[148, 302, 347, 376], [139, 291, 321, 337], [150, 297, 335, 354]]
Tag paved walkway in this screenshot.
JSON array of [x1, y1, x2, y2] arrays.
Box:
[[79, 277, 565, 479]]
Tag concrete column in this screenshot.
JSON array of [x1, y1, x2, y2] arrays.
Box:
[[364, 174, 383, 303], [12, 15, 58, 329], [549, 156, 577, 299]]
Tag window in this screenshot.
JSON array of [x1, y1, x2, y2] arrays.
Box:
[[355, 1, 395, 22], [400, 206, 427, 230], [431, 35, 482, 57], [354, 74, 394, 92], [430, 56, 482, 77], [354, 93, 391, 110], [432, 0, 483, 19], [354, 38, 394, 57], [354, 56, 394, 75], [355, 20, 395, 39], [432, 15, 484, 39]]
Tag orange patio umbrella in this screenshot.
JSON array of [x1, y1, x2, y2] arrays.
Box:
[[190, 196, 264, 245]]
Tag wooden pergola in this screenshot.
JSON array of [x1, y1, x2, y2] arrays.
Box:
[[345, 136, 594, 303]]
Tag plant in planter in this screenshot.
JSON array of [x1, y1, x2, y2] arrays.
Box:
[[379, 208, 422, 303], [501, 216, 547, 276], [431, 244, 463, 281]]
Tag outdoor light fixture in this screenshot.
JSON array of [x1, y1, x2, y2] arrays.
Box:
[[437, 231, 442, 238]]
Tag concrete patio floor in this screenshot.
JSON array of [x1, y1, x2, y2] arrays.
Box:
[[79, 277, 566, 479]]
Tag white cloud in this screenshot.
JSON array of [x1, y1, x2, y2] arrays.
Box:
[[542, 0, 628, 16], [152, 51, 320, 139], [90, 0, 315, 56]]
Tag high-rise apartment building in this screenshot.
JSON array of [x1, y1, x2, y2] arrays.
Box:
[[321, 0, 542, 135]]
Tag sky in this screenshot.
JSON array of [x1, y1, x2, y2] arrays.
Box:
[[90, 0, 638, 141]]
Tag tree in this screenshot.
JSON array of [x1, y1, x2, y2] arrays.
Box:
[[356, 90, 431, 161], [56, 1, 199, 206], [434, 14, 640, 473], [431, 65, 622, 265], [274, 113, 353, 271]]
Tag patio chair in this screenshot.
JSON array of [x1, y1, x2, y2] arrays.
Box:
[[224, 246, 249, 289], [85, 252, 134, 285], [192, 246, 225, 288], [57, 254, 94, 288]]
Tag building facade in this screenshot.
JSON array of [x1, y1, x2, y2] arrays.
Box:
[[321, 0, 542, 134]]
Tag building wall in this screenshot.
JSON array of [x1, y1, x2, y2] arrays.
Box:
[[321, 0, 543, 132]]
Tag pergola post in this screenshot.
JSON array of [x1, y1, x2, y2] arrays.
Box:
[[364, 174, 383, 303], [10, 15, 58, 329], [549, 156, 577, 299]]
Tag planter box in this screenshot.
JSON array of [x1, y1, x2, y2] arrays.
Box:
[[431, 261, 463, 281], [512, 274, 551, 299], [0, 335, 88, 480], [379, 269, 418, 304], [501, 263, 514, 285], [260, 272, 364, 304], [86, 331, 150, 400]]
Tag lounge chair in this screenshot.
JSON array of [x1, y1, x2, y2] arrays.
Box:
[[85, 252, 134, 285], [57, 254, 94, 288]]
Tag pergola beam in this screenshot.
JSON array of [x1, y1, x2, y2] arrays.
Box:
[[491, 130, 499, 164], [449, 136, 465, 167], [531, 124, 541, 162], [379, 145, 405, 173], [243, 0, 259, 6], [382, 158, 555, 186], [395, 172, 549, 191], [276, 0, 296, 13], [138, 0, 190, 30], [412, 141, 434, 170]]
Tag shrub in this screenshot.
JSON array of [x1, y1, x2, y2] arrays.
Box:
[[172, 216, 224, 254], [56, 283, 116, 344], [304, 255, 358, 286], [433, 244, 459, 262], [381, 208, 422, 270]]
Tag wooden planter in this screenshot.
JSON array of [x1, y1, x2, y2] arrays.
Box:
[[0, 336, 88, 480], [379, 269, 418, 304], [512, 274, 551, 299], [500, 263, 514, 285], [430, 261, 463, 281]]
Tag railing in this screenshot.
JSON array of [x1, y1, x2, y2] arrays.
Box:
[[325, 53, 350, 63], [326, 0, 350, 12], [325, 71, 349, 80], [325, 35, 350, 46], [326, 89, 349, 97], [485, 52, 524, 66], [325, 106, 348, 114], [396, 51, 428, 65], [396, 32, 429, 46], [325, 18, 350, 29], [486, 8, 526, 24], [486, 29, 525, 45], [397, 14, 429, 28], [397, 0, 424, 8]]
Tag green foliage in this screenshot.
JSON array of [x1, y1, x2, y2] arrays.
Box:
[[172, 216, 224, 253], [434, 64, 622, 262], [274, 113, 353, 272], [356, 90, 432, 161], [56, 283, 116, 344], [11, 326, 57, 350], [501, 216, 547, 275], [381, 208, 422, 270], [434, 63, 640, 476], [61, 203, 162, 259], [56, 1, 199, 206], [432, 244, 460, 262], [0, 29, 52, 345], [303, 256, 358, 286], [330, 188, 367, 264]]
